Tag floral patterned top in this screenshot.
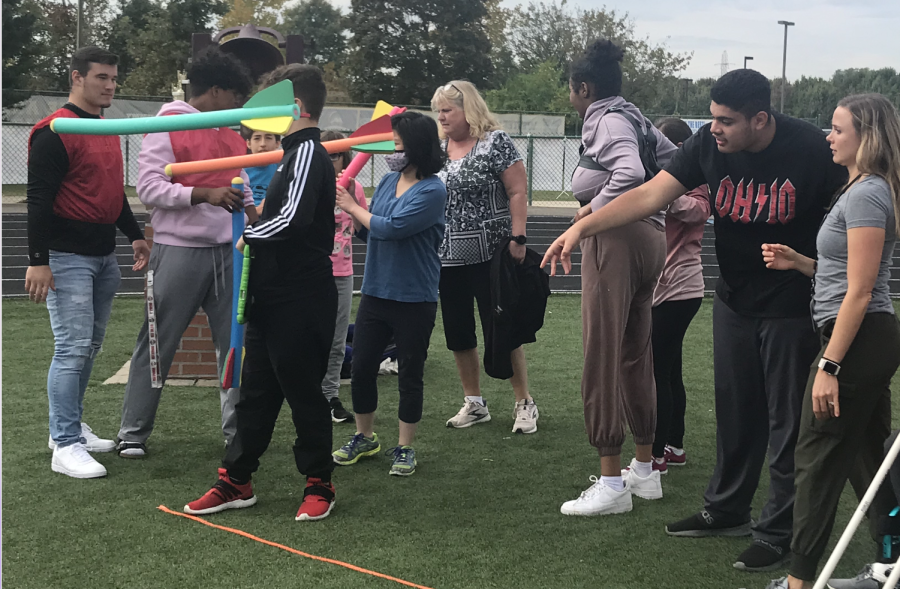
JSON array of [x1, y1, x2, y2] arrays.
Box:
[[438, 130, 523, 266]]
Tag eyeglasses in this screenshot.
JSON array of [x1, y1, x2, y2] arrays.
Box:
[[329, 153, 346, 161]]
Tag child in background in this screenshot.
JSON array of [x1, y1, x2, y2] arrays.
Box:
[[244, 129, 281, 209], [649, 117, 711, 475], [321, 130, 368, 424]]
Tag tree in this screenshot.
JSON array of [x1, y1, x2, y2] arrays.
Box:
[[218, 0, 284, 30], [120, 0, 229, 96], [345, 0, 494, 105], [484, 0, 516, 87], [282, 0, 347, 66], [105, 0, 155, 88], [3, 0, 42, 106], [29, 0, 78, 92], [789, 68, 900, 125], [485, 61, 570, 113], [503, 0, 690, 111]]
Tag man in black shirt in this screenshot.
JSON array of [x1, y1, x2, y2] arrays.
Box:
[[543, 70, 847, 571], [26, 46, 150, 479]]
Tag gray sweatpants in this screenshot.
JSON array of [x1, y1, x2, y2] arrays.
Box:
[[704, 295, 820, 546], [321, 275, 353, 402], [118, 243, 239, 446]]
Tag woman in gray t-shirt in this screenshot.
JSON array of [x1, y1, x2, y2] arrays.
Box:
[[760, 93, 900, 588]]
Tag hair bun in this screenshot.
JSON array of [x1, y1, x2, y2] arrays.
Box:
[[585, 39, 624, 64]]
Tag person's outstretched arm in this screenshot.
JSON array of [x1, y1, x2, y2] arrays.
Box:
[[542, 170, 687, 275]]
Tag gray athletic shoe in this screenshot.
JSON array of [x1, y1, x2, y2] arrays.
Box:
[[446, 399, 491, 428], [828, 563, 893, 589]]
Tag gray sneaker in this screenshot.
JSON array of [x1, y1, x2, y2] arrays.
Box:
[[446, 399, 491, 428], [828, 563, 893, 589], [387, 446, 416, 476], [512, 399, 538, 434]]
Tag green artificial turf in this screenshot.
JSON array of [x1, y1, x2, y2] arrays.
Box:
[[3, 297, 898, 588]]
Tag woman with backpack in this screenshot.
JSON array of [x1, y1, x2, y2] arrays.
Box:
[[560, 39, 677, 517]]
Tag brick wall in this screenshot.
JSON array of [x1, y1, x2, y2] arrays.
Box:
[[145, 223, 220, 380]]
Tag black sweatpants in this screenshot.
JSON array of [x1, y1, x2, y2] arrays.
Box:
[[704, 295, 820, 547], [651, 297, 703, 458], [351, 294, 436, 424], [223, 283, 337, 482], [790, 313, 900, 581]]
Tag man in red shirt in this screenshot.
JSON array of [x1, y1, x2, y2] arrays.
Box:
[[27, 46, 150, 479]]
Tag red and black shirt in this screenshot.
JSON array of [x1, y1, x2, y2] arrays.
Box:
[[27, 103, 144, 265]]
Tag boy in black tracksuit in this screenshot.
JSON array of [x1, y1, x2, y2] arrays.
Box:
[[184, 65, 339, 521]]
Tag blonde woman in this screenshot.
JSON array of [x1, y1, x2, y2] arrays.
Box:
[[760, 93, 900, 589], [431, 81, 538, 434]]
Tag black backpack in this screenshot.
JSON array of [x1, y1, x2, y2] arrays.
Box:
[[577, 106, 662, 183]]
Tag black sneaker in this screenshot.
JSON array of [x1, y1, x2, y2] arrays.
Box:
[[330, 398, 353, 423], [665, 510, 752, 537], [733, 539, 791, 571]]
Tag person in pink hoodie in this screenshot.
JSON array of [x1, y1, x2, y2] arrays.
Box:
[[559, 39, 677, 517], [116, 48, 258, 458], [649, 118, 711, 475]]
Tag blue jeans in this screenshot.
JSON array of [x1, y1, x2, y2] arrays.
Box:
[[46, 251, 121, 447]]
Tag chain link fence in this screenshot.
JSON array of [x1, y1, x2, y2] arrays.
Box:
[[2, 122, 584, 207]]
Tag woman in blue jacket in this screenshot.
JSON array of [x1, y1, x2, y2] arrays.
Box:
[[331, 111, 447, 477]]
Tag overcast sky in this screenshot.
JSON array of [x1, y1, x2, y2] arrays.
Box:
[[326, 0, 898, 81]]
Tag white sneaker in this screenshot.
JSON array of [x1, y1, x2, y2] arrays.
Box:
[[51, 442, 108, 479], [512, 399, 539, 434], [622, 458, 663, 500], [446, 399, 491, 428], [560, 476, 633, 516], [48, 423, 116, 453]]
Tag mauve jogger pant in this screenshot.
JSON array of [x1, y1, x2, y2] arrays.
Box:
[[580, 220, 666, 457]]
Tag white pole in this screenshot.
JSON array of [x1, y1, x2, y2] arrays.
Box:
[[813, 432, 900, 589], [883, 561, 900, 589]]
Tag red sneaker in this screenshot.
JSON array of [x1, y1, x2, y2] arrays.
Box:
[[664, 446, 687, 466], [295, 478, 335, 521], [652, 456, 668, 475], [184, 468, 257, 515]]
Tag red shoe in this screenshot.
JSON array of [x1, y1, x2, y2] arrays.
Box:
[[184, 468, 257, 515], [295, 478, 335, 521], [652, 456, 668, 475], [664, 446, 687, 466]]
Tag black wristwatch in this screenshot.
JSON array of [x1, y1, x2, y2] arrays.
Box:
[[818, 357, 841, 376], [511, 235, 527, 245]]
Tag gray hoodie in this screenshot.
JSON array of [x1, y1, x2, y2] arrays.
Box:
[[571, 96, 677, 227]]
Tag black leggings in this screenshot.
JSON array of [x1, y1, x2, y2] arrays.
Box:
[[438, 262, 492, 352], [351, 295, 437, 424], [651, 297, 702, 458]]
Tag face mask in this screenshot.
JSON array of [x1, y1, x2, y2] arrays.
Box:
[[385, 151, 410, 172]]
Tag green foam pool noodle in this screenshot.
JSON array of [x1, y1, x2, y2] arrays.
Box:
[[237, 245, 251, 324], [51, 104, 300, 135]]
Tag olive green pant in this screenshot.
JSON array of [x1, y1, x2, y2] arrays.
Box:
[[791, 312, 900, 581]]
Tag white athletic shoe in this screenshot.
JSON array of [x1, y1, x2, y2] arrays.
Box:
[[560, 476, 633, 516], [51, 442, 108, 479], [512, 399, 539, 434], [622, 458, 663, 500], [48, 423, 116, 453], [446, 399, 491, 428]]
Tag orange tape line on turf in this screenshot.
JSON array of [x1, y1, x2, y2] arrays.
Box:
[[157, 505, 435, 589]]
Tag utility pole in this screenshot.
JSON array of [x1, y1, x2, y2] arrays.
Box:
[[777, 20, 795, 112], [744, 56, 754, 69], [76, 0, 84, 49]]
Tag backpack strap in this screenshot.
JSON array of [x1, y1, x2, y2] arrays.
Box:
[[606, 106, 661, 181]]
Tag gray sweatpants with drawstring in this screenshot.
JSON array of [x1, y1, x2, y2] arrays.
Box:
[[118, 243, 239, 446]]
